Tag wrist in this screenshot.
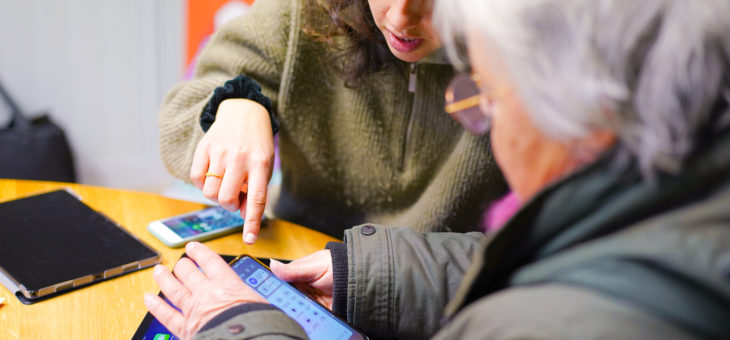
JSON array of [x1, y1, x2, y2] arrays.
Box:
[[217, 99, 270, 125], [199, 75, 278, 134], [197, 303, 276, 333]]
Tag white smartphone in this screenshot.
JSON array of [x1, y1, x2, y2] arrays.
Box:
[[147, 206, 246, 248]]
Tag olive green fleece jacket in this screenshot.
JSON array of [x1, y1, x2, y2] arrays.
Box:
[[158, 0, 506, 237], [194, 130, 730, 340]]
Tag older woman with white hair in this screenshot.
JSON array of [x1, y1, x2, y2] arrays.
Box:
[[145, 0, 730, 339]]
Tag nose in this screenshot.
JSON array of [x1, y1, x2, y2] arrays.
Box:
[[386, 0, 430, 32]]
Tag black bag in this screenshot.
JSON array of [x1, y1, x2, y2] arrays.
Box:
[[0, 80, 76, 182]]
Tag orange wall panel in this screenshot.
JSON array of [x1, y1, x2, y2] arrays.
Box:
[[186, 0, 255, 68]]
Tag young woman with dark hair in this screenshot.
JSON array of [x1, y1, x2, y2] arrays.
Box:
[[158, 0, 506, 242]]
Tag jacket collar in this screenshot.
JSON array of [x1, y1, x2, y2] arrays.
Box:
[[446, 127, 730, 320]]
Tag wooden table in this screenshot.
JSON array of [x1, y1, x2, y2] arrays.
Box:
[[0, 179, 338, 339]]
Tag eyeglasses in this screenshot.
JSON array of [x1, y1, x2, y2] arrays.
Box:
[[444, 73, 492, 135]]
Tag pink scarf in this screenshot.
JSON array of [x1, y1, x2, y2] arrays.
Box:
[[482, 191, 521, 233]]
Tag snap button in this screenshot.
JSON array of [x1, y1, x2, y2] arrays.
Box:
[[360, 225, 376, 235], [227, 324, 245, 334]]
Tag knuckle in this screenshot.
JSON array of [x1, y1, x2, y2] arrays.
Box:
[[218, 193, 236, 206], [251, 191, 266, 207], [195, 139, 211, 153], [169, 317, 186, 335], [246, 218, 260, 229], [190, 172, 204, 183], [181, 270, 198, 284], [199, 255, 220, 271], [173, 260, 188, 276], [170, 289, 188, 306], [250, 152, 272, 167], [158, 310, 174, 326], [208, 144, 227, 159], [202, 188, 218, 200], [231, 148, 249, 163]]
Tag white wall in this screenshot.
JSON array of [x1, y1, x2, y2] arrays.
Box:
[[0, 0, 185, 193]]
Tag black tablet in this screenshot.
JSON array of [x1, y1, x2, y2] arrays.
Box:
[[0, 189, 161, 304]]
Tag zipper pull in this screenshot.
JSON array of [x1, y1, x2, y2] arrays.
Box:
[[408, 63, 417, 93]]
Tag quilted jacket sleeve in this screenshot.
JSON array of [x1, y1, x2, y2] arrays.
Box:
[[343, 224, 486, 339]]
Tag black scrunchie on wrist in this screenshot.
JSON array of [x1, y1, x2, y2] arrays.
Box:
[[200, 75, 280, 134]]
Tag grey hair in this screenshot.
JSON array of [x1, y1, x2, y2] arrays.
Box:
[[435, 0, 730, 176]]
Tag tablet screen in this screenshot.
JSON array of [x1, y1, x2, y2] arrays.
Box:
[[134, 295, 179, 340]]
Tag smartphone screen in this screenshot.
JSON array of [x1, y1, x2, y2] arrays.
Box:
[[231, 256, 366, 340], [162, 206, 243, 238]]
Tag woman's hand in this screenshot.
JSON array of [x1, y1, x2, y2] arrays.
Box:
[[144, 242, 267, 340], [270, 250, 334, 309], [190, 98, 274, 244]]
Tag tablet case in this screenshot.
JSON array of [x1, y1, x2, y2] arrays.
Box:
[[0, 189, 161, 304]]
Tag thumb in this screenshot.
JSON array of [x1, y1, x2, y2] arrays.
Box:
[[270, 258, 324, 283]]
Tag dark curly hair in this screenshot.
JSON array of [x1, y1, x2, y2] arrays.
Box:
[[302, 0, 401, 88]]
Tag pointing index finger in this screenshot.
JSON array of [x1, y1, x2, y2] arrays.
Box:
[[243, 164, 269, 244]]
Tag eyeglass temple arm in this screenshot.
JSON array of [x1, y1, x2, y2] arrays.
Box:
[[445, 95, 481, 114]]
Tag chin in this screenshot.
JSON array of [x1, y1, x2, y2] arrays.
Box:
[[390, 49, 426, 63], [395, 54, 423, 63], [388, 45, 429, 63]]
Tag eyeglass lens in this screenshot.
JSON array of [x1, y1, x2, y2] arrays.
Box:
[[445, 73, 491, 135]]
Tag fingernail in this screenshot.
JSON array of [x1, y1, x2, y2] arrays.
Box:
[[154, 264, 164, 275], [244, 232, 257, 244], [186, 242, 196, 252], [143, 293, 154, 304]]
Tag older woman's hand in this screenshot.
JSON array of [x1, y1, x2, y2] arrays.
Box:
[[271, 249, 334, 309], [144, 242, 267, 340]]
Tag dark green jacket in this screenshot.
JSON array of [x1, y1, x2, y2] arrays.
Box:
[[194, 139, 730, 339]]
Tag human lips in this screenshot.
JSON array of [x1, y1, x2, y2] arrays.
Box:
[[387, 31, 424, 53]]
